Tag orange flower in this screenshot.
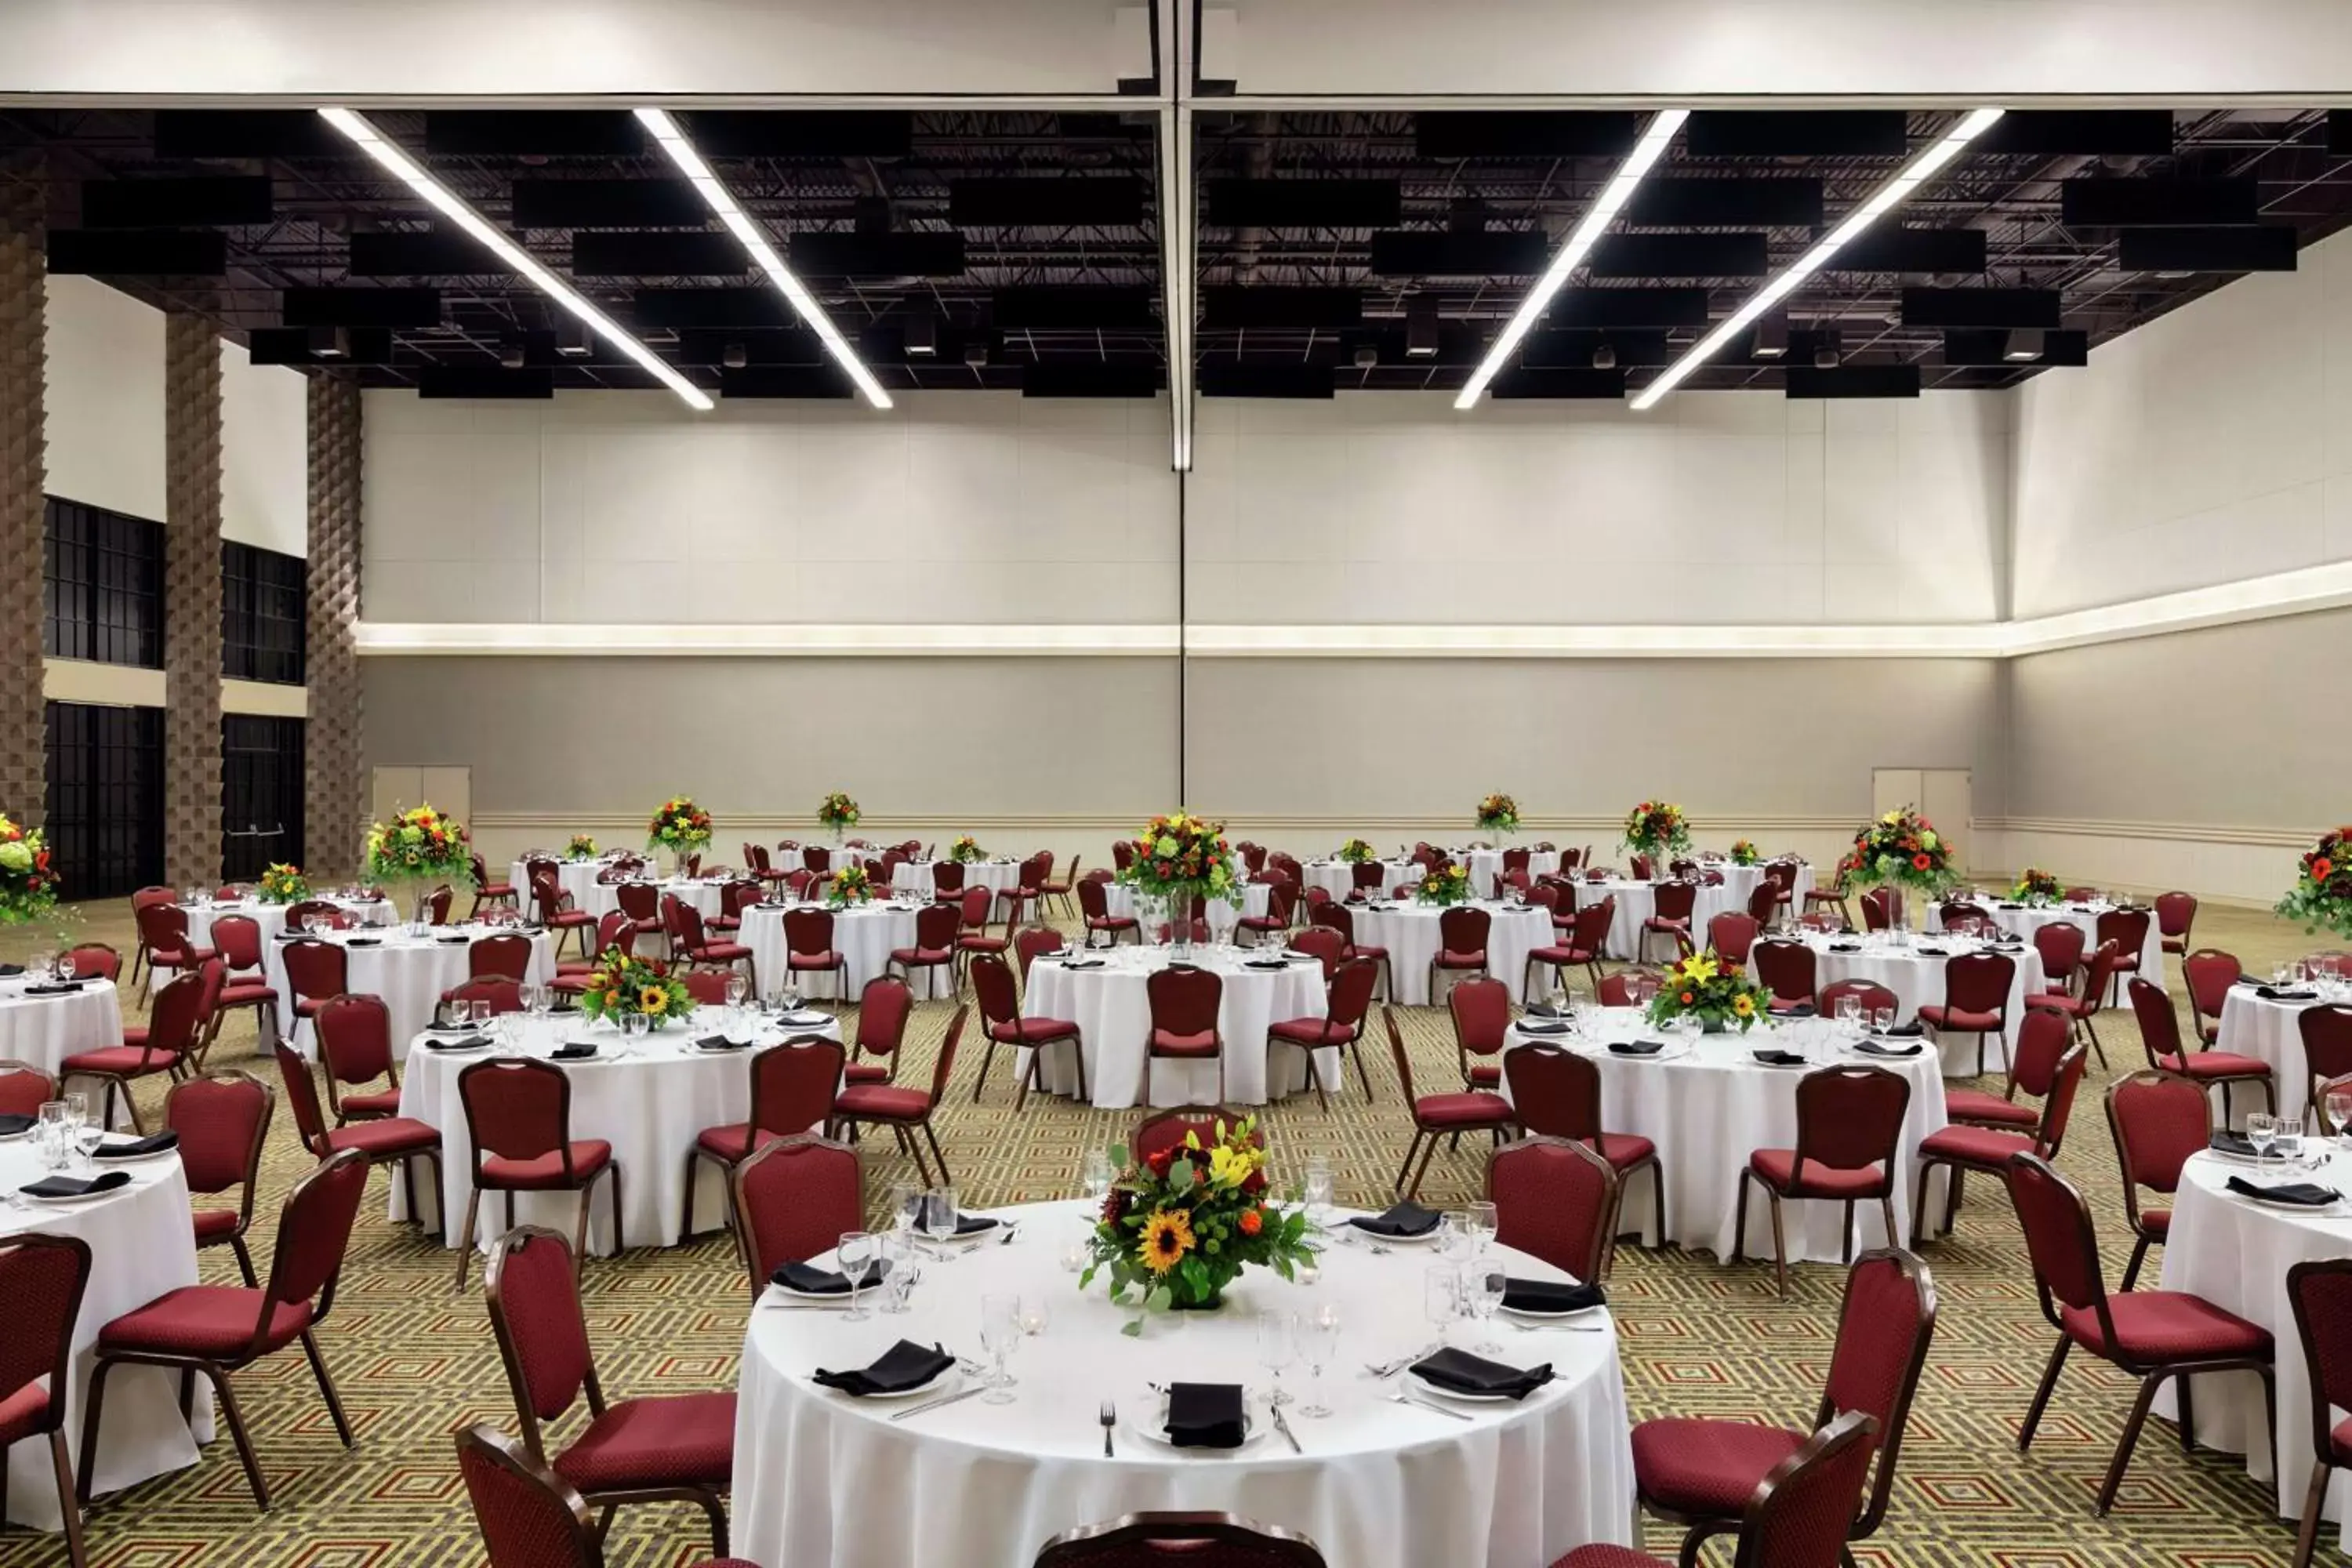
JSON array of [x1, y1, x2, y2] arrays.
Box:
[[1679, 990, 1695, 1004], [1911, 853, 1932, 870], [2318, 858, 2336, 880], [1238, 1208, 1264, 1236]]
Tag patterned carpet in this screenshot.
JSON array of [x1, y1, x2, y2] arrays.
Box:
[[2, 894, 2328, 1568]]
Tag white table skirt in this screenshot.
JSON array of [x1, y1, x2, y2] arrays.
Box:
[[2215, 985, 2340, 1130], [1102, 884, 1271, 927], [272, 926, 554, 1060], [1464, 848, 1563, 898], [0, 977, 125, 1083], [177, 895, 398, 960], [1, 1142, 214, 1527], [390, 1009, 844, 1250], [580, 876, 725, 925], [1349, 902, 1555, 1005], [739, 902, 953, 1002], [510, 859, 610, 911], [1301, 860, 1416, 901], [1795, 935, 2046, 1079], [890, 860, 1022, 902], [1022, 949, 1336, 1108], [1569, 880, 1743, 964], [1502, 1011, 1948, 1264], [1928, 899, 2167, 996], [730, 1198, 1636, 1568], [2155, 1149, 2352, 1552], [1709, 862, 1817, 914]]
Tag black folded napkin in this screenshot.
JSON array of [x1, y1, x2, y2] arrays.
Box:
[[22, 982, 85, 996], [94, 1131, 180, 1160], [550, 1041, 598, 1061], [0, 964, 20, 976], [1877, 1021, 1925, 1038], [435, 934, 469, 944], [1518, 1018, 1571, 1035], [1609, 1040, 1665, 1056], [1998, 902, 2026, 909], [1349, 1200, 1442, 1237], [1500, 1277, 1608, 1314], [1915, 946, 1951, 957], [1245, 958, 1289, 970], [2225, 1176, 2340, 1207], [2211, 1131, 2260, 1157], [1829, 942, 1862, 953], [423, 1034, 492, 1052], [1062, 957, 1107, 971], [695, 1035, 753, 1051], [953, 1214, 1001, 1236], [347, 937, 383, 948], [2257, 986, 2319, 1001], [1410, 1346, 1555, 1401], [1751, 1049, 1809, 1067], [0, 1112, 34, 1135], [1164, 1381, 1247, 1448], [1778, 1004, 1817, 1018], [811, 1338, 950, 1397], [774, 1258, 895, 1296], [1856, 1040, 1923, 1058], [20, 1171, 131, 1200]]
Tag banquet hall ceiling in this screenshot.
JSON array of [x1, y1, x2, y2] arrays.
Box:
[[3, 105, 2349, 397]]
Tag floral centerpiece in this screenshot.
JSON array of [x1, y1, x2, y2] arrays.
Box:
[[365, 805, 476, 914], [2277, 828, 2352, 939], [1622, 800, 1693, 863], [1647, 949, 1770, 1033], [574, 949, 693, 1030], [2009, 866, 2063, 906], [648, 797, 713, 869], [564, 833, 599, 862], [817, 792, 861, 839], [1338, 837, 1377, 865], [0, 814, 59, 926], [1116, 811, 1240, 954], [826, 863, 876, 908], [1842, 806, 1959, 895], [256, 862, 309, 905], [1083, 1116, 1316, 1324], [1475, 793, 1521, 838], [1413, 859, 1471, 906], [1729, 839, 1761, 866], [948, 836, 985, 863]]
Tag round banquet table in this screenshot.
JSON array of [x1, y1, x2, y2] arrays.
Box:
[[1102, 883, 1271, 928], [176, 892, 399, 962], [0, 974, 125, 1083], [1790, 931, 2046, 1079], [390, 1007, 844, 1250], [1022, 946, 1335, 1108], [739, 899, 953, 1001], [1708, 862, 1816, 914], [1301, 858, 1416, 902], [2215, 982, 2346, 1127], [1501, 1009, 1948, 1262], [1349, 900, 1555, 1005], [510, 858, 613, 911], [580, 875, 724, 925], [890, 858, 1022, 903], [1567, 879, 1744, 964], [272, 924, 555, 1058], [1927, 897, 2168, 996], [2154, 1146, 2352, 1552], [2, 1136, 215, 1528], [729, 1198, 1636, 1568], [1463, 847, 1562, 898]]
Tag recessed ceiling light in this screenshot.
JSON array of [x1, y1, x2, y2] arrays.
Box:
[[2005, 328, 2046, 362]]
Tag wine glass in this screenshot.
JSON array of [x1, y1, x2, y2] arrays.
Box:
[[53, 952, 74, 985], [1300, 1304, 1341, 1418], [978, 1294, 1021, 1404], [1257, 1309, 1299, 1406], [887, 1180, 922, 1237], [1080, 1149, 1113, 1203], [2274, 1114, 2307, 1166], [1464, 1200, 1497, 1255], [1546, 981, 1568, 1018], [36, 1100, 70, 1173], [1424, 1264, 1459, 1345], [2247, 1110, 2278, 1167], [881, 1231, 919, 1314], [1302, 1157, 1334, 1232], [726, 973, 751, 1008], [1871, 1007, 1896, 1037], [837, 1231, 877, 1321], [2327, 1091, 2352, 1143], [924, 1187, 960, 1252], [1460, 1261, 1505, 1351], [471, 999, 494, 1029], [782, 982, 804, 1014], [65, 1091, 98, 1171]]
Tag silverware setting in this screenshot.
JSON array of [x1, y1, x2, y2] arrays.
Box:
[[891, 1383, 989, 1421], [1272, 1403, 1304, 1453], [1100, 1399, 1117, 1456], [1366, 1341, 1444, 1378], [1384, 1388, 1474, 1421]]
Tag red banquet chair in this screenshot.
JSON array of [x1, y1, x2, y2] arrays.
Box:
[[1235, 878, 1297, 946], [2106, 1069, 2212, 1292], [1913, 1022, 2088, 1243], [1309, 901, 1392, 1000], [126, 884, 176, 989], [773, 906, 840, 1000], [2031, 919, 2087, 1001], [846, 975, 913, 1085], [205, 914, 280, 1047], [1751, 938, 1817, 1016], [165, 1069, 274, 1287], [274, 1043, 444, 1237], [1381, 1007, 1514, 1200], [614, 880, 665, 956], [2181, 946, 2241, 1046], [314, 993, 405, 1123], [1733, 1065, 1911, 1297], [1944, 995, 2072, 1134], [1916, 949, 2016, 1079], [729, 1132, 863, 1301], [1035, 1513, 1327, 1568], [550, 913, 634, 1000], [953, 884, 1008, 989], [1428, 906, 1492, 1000], [1131, 1108, 1264, 1167], [1268, 957, 1379, 1110], [1597, 968, 1663, 1009], [1526, 898, 1613, 1000], [1505, 1043, 1664, 1243], [1628, 1250, 1936, 1566], [887, 902, 962, 994], [78, 1149, 370, 1512], [1448, 975, 1512, 1092], [833, 1004, 968, 1187], [281, 937, 350, 1051], [443, 976, 524, 1017], [1857, 887, 1901, 934], [2096, 906, 2152, 998], [2288, 1259, 2352, 1568], [681, 1036, 844, 1240], [927, 858, 966, 902], [1708, 911, 1760, 966], [482, 1228, 735, 1555], [452, 1058, 622, 1291], [969, 953, 1085, 1107], [60, 964, 212, 1134], [468, 854, 519, 920], [706, 877, 761, 935], [0, 1057, 55, 1116], [1487, 1134, 1622, 1286], [2004, 1151, 2275, 1515], [2129, 975, 2275, 1123], [1145, 965, 1226, 1106], [671, 900, 757, 993], [1286, 924, 1345, 982], [132, 901, 216, 1001], [2030, 938, 2122, 1069], [1, 1232, 93, 1568], [529, 876, 598, 963], [2156, 890, 2199, 957], [2299, 1002, 2352, 1121], [1639, 880, 1699, 964]]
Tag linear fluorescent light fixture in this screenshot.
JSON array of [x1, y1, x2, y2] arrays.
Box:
[[1631, 107, 2002, 412], [634, 108, 892, 410], [316, 107, 711, 411], [1454, 108, 1688, 411]]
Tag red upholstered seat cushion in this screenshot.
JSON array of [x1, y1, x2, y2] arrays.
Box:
[[337, 1087, 402, 1119], [553, 1391, 735, 1492], [555, 956, 597, 976], [481, 882, 516, 896], [1435, 949, 1486, 967], [843, 1062, 891, 1085], [1748, 1149, 1888, 1197], [1552, 1545, 1671, 1568], [2060, 1290, 2272, 1364], [480, 1140, 612, 1189], [1919, 1123, 2034, 1166], [1944, 1088, 2039, 1129], [786, 951, 843, 970], [548, 975, 592, 994], [2139, 1207, 2171, 1238], [2333, 1413, 2352, 1466], [294, 996, 328, 1018], [695, 1123, 755, 1163], [1632, 1415, 1806, 1518], [61, 1045, 180, 1075], [2031, 994, 2094, 1018], [889, 946, 953, 966], [2154, 1051, 2270, 1080], [989, 1018, 1079, 1045], [0, 1381, 49, 1448], [690, 942, 752, 962], [154, 946, 219, 968], [120, 1024, 148, 1049], [100, 1285, 312, 1359], [192, 1207, 242, 1242], [1268, 1018, 1356, 1046], [1415, 1091, 1512, 1128], [1086, 917, 1139, 933], [1526, 945, 1586, 967], [834, 1084, 929, 1121], [1918, 1005, 2002, 1031], [324, 1117, 440, 1158], [1347, 943, 1389, 962], [1642, 917, 1690, 931], [956, 936, 1007, 953], [1151, 1029, 1219, 1058], [219, 982, 278, 1007], [1465, 1062, 1502, 1087], [547, 911, 596, 927], [1596, 1131, 1658, 1171]]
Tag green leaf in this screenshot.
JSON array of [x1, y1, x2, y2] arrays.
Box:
[[1146, 1284, 1172, 1312], [1169, 1156, 1196, 1189], [1121, 1317, 1144, 1338], [1106, 1142, 1130, 1171]]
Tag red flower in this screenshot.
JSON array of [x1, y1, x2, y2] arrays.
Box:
[[1241, 1167, 1267, 1195], [1100, 1188, 1129, 1225], [2318, 858, 2336, 881], [1911, 853, 1932, 870], [1238, 1208, 1264, 1236], [1679, 991, 1695, 1004], [1145, 1147, 1174, 1177], [1192, 1165, 1208, 1185]]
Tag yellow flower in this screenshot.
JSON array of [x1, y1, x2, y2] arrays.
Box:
[[1207, 1142, 1258, 1189], [1137, 1210, 1195, 1274], [640, 985, 670, 1014], [1733, 993, 1755, 1017], [1682, 953, 1719, 984]]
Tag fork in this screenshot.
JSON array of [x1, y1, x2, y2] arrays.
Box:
[[1384, 1389, 1473, 1421], [1101, 1399, 1117, 1457]]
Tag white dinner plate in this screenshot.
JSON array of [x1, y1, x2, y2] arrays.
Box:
[[1345, 1219, 1442, 1244], [1131, 1390, 1265, 1449], [1498, 1301, 1604, 1323], [17, 1185, 123, 1206], [837, 1368, 960, 1401], [2230, 1189, 2347, 1214], [92, 1143, 180, 1164], [775, 1011, 831, 1028], [1406, 1367, 1513, 1403], [0, 1127, 34, 1142]]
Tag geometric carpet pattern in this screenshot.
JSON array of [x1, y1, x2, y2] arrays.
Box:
[[0, 896, 2323, 1567]]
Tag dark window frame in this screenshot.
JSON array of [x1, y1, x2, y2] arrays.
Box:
[[222, 540, 307, 685], [43, 700, 165, 900], [42, 496, 165, 669], [220, 714, 306, 880]]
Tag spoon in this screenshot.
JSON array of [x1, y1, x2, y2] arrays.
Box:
[[1100, 1399, 1117, 1457]]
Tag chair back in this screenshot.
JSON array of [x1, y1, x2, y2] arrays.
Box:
[[1568, 898, 1613, 955], [957, 884, 996, 936], [1447, 976, 1511, 1057], [1018, 851, 1053, 893], [1309, 900, 1356, 946], [470, 932, 533, 982], [1652, 880, 1697, 924], [1820, 1250, 1938, 1536], [2300, 1003, 2352, 1090], [731, 1133, 862, 1291], [1935, 898, 1984, 934], [1260, 879, 1299, 927], [971, 953, 1022, 1033], [2288, 1258, 2352, 1468], [1033, 1512, 1328, 1568], [1504, 1043, 1601, 1142], [271, 1043, 338, 1156], [1147, 966, 1223, 1038], [528, 875, 568, 927], [1131, 1109, 1262, 1164], [782, 906, 835, 957], [2154, 891, 2197, 944], [132, 884, 176, 913], [1436, 905, 1490, 955], [209, 913, 265, 974], [1268, 852, 1304, 886], [2005, 1005, 2071, 1101], [2095, 906, 2150, 961], [750, 1038, 845, 1140], [1077, 877, 1116, 924], [2180, 947, 2241, 1036], [0, 1232, 91, 1436], [1732, 1410, 1882, 1568], [2072, 939, 2122, 1018], [2123, 974, 2187, 1069], [673, 970, 724, 1006], [615, 881, 659, 923], [1111, 840, 1135, 872], [1287, 925, 1344, 980], [1942, 949, 2013, 1014], [0, 1058, 56, 1116], [1791, 1065, 1910, 1174], [1746, 882, 1780, 924], [283, 898, 349, 931], [1597, 967, 1663, 1008], [445, 976, 525, 1017], [2105, 1069, 2211, 1205], [282, 938, 350, 1007], [1350, 860, 1388, 892], [2034, 1044, 2091, 1158], [1751, 940, 1816, 1008], [931, 859, 967, 895], [1708, 912, 1760, 965], [263, 1148, 369, 1322], [586, 910, 633, 960], [138, 969, 210, 1066], [1628, 853, 1653, 880], [1486, 1135, 1620, 1284], [483, 1226, 598, 1435], [460, 1058, 575, 1167], [426, 884, 455, 925], [136, 900, 193, 959], [1325, 958, 1379, 1033], [1014, 924, 1063, 985], [1381, 1007, 1421, 1102], [2030, 919, 2085, 985], [2003, 1152, 2111, 1329], [165, 1069, 274, 1201], [909, 902, 960, 956], [856, 976, 913, 1065], [1858, 888, 1900, 932]]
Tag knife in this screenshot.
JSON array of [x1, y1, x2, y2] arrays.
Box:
[[1272, 1403, 1303, 1454], [891, 1382, 989, 1421]]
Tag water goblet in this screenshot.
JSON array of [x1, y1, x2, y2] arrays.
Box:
[[887, 1180, 922, 1237], [1464, 1200, 1497, 1254], [1871, 1007, 1896, 1037], [53, 953, 74, 985], [924, 1187, 960, 1250], [2274, 1114, 2307, 1165], [978, 1294, 1022, 1404], [726, 973, 751, 1008], [36, 1101, 70, 1173], [1300, 1305, 1340, 1418], [881, 1231, 920, 1313], [1436, 1212, 1472, 1261], [472, 999, 494, 1029], [1460, 1261, 1506, 1352], [1257, 1309, 1299, 1406], [2247, 1111, 2278, 1167], [1424, 1263, 1461, 1345], [1302, 1157, 1334, 1232], [27, 950, 52, 983], [620, 1013, 650, 1051], [1080, 1148, 1113, 1203], [2326, 1091, 2352, 1142], [837, 1231, 877, 1321]]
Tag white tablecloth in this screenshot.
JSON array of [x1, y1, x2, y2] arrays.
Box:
[[390, 1008, 844, 1251], [891, 859, 1022, 903], [1464, 848, 1563, 898], [1708, 862, 1817, 915], [2156, 1148, 2352, 1552], [1022, 948, 1336, 1108], [2215, 985, 2346, 1129], [1502, 1011, 1948, 1263], [1301, 859, 1417, 901], [1928, 899, 2167, 996], [1348, 902, 1555, 1005], [1, 1138, 214, 1528], [739, 902, 952, 1001], [580, 876, 725, 924], [730, 1198, 1635, 1568], [1568, 880, 1742, 964], [1792, 933, 2046, 1079], [0, 977, 125, 1083], [177, 895, 398, 961], [509, 858, 610, 911], [1102, 884, 1272, 929], [273, 925, 555, 1059]]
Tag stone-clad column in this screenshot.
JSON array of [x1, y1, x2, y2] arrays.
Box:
[[162, 310, 223, 888], [304, 373, 365, 878], [0, 162, 45, 828]]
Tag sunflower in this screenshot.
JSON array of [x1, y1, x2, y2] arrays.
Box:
[[1136, 1209, 1196, 1274], [640, 985, 670, 1014], [1733, 993, 1755, 1017]]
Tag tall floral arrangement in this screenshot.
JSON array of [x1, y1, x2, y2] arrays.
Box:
[[1647, 949, 1770, 1033], [564, 833, 599, 862], [1622, 800, 1693, 861], [2278, 828, 2352, 939], [1475, 793, 1521, 837], [948, 836, 985, 863], [826, 863, 876, 907], [817, 792, 861, 836], [1413, 859, 1471, 906], [365, 804, 475, 889], [1728, 839, 1761, 866], [574, 949, 693, 1030], [1083, 1116, 1316, 1326], [1116, 811, 1240, 929], [1843, 806, 1959, 895], [0, 814, 59, 925], [2009, 866, 2062, 906], [256, 863, 309, 905], [1338, 837, 1377, 865], [648, 797, 713, 858]]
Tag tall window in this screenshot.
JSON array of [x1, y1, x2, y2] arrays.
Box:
[[43, 497, 165, 667], [44, 701, 164, 899], [221, 715, 306, 880], [222, 542, 307, 685]]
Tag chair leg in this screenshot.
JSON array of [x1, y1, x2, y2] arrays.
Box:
[[49, 1428, 87, 1568], [1840, 1198, 1855, 1263], [74, 1359, 115, 1506], [2019, 1337, 2071, 1450], [299, 1330, 356, 1446], [922, 1120, 952, 1186], [2176, 1370, 2195, 1454], [1730, 1170, 1753, 1265], [228, 1234, 259, 1289], [2294, 1460, 2335, 1568], [970, 1040, 1000, 1104], [1407, 1132, 1440, 1201], [452, 1189, 483, 1291], [2119, 1233, 2153, 1292], [1650, 1159, 1666, 1244], [2096, 1372, 2168, 1515], [1879, 1194, 1900, 1252], [208, 1367, 270, 1510], [681, 1148, 706, 1240], [604, 1163, 625, 1255], [695, 1488, 731, 1557], [1766, 1191, 1788, 1297], [1911, 1160, 1937, 1243], [2083, 1015, 2108, 1069], [1393, 1131, 1424, 1194]]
